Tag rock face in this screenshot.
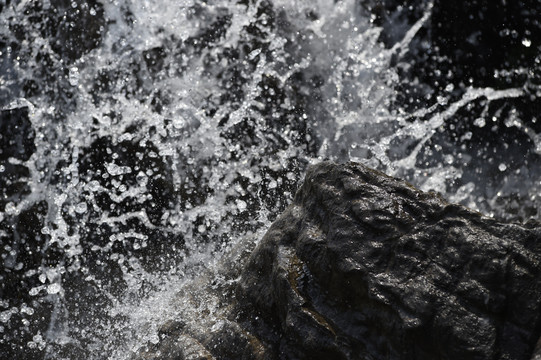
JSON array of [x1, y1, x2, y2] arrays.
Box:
[[235, 162, 541, 360], [143, 162, 541, 359]]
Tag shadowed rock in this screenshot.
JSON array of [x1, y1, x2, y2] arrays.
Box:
[[0, 106, 35, 162], [143, 162, 541, 359]]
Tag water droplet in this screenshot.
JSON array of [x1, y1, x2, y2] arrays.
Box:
[[248, 48, 261, 60], [106, 163, 120, 175], [0, 311, 13, 323], [436, 96, 448, 105], [87, 180, 100, 192], [136, 171, 148, 185], [75, 202, 88, 214], [498, 163, 507, 172], [5, 202, 18, 215], [68, 67, 80, 86], [236, 199, 247, 212], [522, 38, 531, 47], [473, 118, 486, 127], [149, 334, 159, 344], [54, 193, 67, 206], [461, 131, 472, 140], [29, 287, 41, 296], [21, 304, 34, 315], [47, 283, 61, 295]]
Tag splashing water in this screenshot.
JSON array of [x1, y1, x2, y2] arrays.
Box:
[[1, 0, 540, 358]]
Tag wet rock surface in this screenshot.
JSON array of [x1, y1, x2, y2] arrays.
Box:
[[146, 162, 541, 359]]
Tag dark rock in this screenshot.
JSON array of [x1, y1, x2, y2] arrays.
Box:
[[0, 106, 35, 212], [234, 162, 541, 359], [0, 106, 35, 162], [144, 162, 541, 359], [10, 0, 107, 63]]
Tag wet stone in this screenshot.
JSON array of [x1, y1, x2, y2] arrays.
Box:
[[0, 106, 36, 162], [148, 162, 541, 360], [13, 0, 107, 63]]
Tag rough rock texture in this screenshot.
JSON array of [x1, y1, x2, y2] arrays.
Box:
[[142, 162, 541, 359], [234, 162, 541, 360]]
